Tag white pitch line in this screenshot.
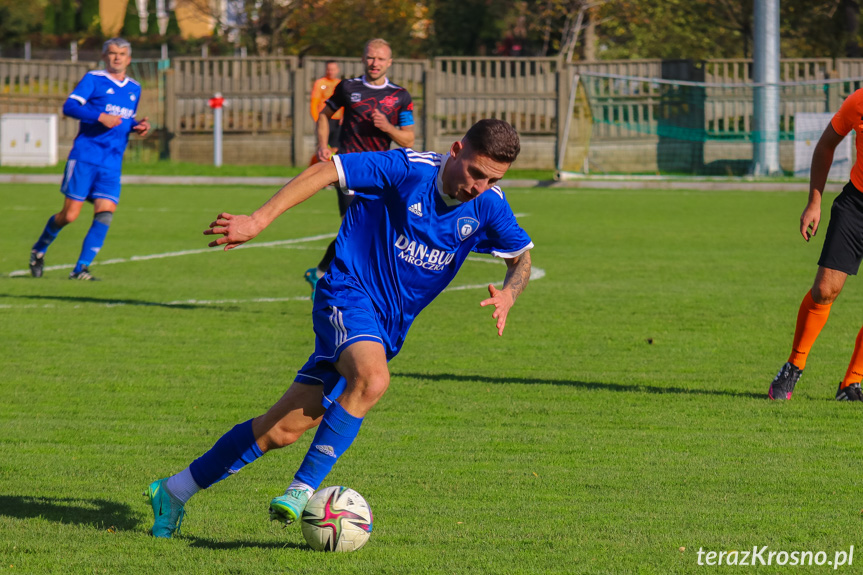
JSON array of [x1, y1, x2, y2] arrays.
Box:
[[7, 233, 337, 277]]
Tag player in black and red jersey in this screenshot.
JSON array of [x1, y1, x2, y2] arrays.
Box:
[[305, 38, 415, 294]]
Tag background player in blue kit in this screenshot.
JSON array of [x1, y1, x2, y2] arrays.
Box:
[[305, 38, 415, 295], [28, 38, 150, 281], [146, 119, 533, 538]]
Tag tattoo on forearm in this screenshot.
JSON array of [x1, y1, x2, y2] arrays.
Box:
[[503, 252, 531, 300]]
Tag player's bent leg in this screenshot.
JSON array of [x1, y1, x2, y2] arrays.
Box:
[[335, 340, 391, 417], [147, 384, 325, 536], [30, 198, 84, 277], [272, 342, 390, 525], [256, 382, 328, 524], [71, 199, 117, 280], [811, 266, 847, 305], [771, 267, 848, 400], [55, 196, 86, 226], [254, 381, 327, 452], [148, 418, 263, 537]]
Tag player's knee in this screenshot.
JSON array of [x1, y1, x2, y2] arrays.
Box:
[[57, 208, 80, 225], [812, 283, 842, 304], [352, 371, 390, 406]]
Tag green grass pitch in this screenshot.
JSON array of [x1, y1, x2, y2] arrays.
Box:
[[1, 183, 861, 574]]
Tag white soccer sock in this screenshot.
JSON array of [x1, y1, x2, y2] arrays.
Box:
[[166, 467, 201, 504], [287, 479, 315, 495]]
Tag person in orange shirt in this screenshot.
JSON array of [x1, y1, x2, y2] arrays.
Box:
[[310, 60, 342, 162], [769, 88, 863, 401]]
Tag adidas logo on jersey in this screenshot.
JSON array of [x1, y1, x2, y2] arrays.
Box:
[[106, 88, 115, 94], [315, 444, 336, 458], [408, 202, 423, 217]]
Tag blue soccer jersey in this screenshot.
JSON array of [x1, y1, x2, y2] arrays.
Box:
[[327, 148, 533, 353], [64, 71, 141, 171]]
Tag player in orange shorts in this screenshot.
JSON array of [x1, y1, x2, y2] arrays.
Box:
[[769, 88, 863, 401]]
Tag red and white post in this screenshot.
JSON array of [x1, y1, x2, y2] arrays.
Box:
[[208, 93, 225, 167]]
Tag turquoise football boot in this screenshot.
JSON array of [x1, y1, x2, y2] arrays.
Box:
[[147, 478, 186, 538], [303, 268, 319, 300], [269, 488, 312, 525]]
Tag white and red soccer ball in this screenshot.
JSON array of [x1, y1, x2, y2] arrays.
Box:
[[301, 486, 373, 552]]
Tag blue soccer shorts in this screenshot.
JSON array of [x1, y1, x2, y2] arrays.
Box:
[[60, 159, 121, 204], [296, 281, 390, 408]]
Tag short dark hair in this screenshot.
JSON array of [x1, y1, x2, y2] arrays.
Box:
[[463, 119, 520, 164], [325, 60, 338, 66]]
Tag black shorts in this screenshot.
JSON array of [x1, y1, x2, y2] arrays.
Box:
[[327, 119, 341, 149], [818, 182, 863, 275]]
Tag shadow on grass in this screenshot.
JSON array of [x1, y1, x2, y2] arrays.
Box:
[[0, 495, 140, 531], [393, 371, 765, 399], [185, 536, 309, 551], [0, 495, 311, 549], [0, 293, 202, 310]]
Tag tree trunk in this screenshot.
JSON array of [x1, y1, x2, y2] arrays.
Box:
[[582, 5, 598, 61], [845, 0, 861, 57]]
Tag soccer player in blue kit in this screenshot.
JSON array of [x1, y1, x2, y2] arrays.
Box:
[[28, 38, 149, 281], [147, 119, 533, 538]]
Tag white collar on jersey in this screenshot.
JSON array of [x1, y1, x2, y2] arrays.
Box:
[[91, 70, 131, 88], [436, 153, 462, 206], [360, 75, 391, 89]]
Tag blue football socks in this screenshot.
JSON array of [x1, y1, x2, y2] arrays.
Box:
[[73, 212, 111, 274], [188, 419, 264, 489], [294, 400, 363, 489], [32, 215, 63, 254]]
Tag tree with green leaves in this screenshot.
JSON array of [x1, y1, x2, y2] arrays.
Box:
[[56, 0, 78, 36], [41, 0, 57, 37], [1, 0, 46, 43], [426, 0, 510, 56], [123, 0, 142, 38], [593, 0, 861, 60], [166, 8, 181, 37], [174, 0, 430, 57], [147, 0, 160, 36], [77, 0, 100, 35], [287, 0, 430, 56]]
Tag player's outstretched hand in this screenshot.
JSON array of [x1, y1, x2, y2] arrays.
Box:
[[204, 213, 262, 250], [132, 117, 150, 137], [800, 203, 821, 242], [480, 283, 515, 337], [98, 113, 123, 129]]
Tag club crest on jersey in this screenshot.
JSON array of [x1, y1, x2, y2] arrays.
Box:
[[130, 94, 136, 101], [380, 94, 399, 113], [351, 93, 361, 103], [457, 217, 479, 241]]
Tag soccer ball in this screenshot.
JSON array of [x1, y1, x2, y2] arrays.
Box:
[[301, 486, 373, 552]]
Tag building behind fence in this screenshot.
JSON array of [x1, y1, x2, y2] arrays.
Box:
[[1, 55, 861, 173]]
